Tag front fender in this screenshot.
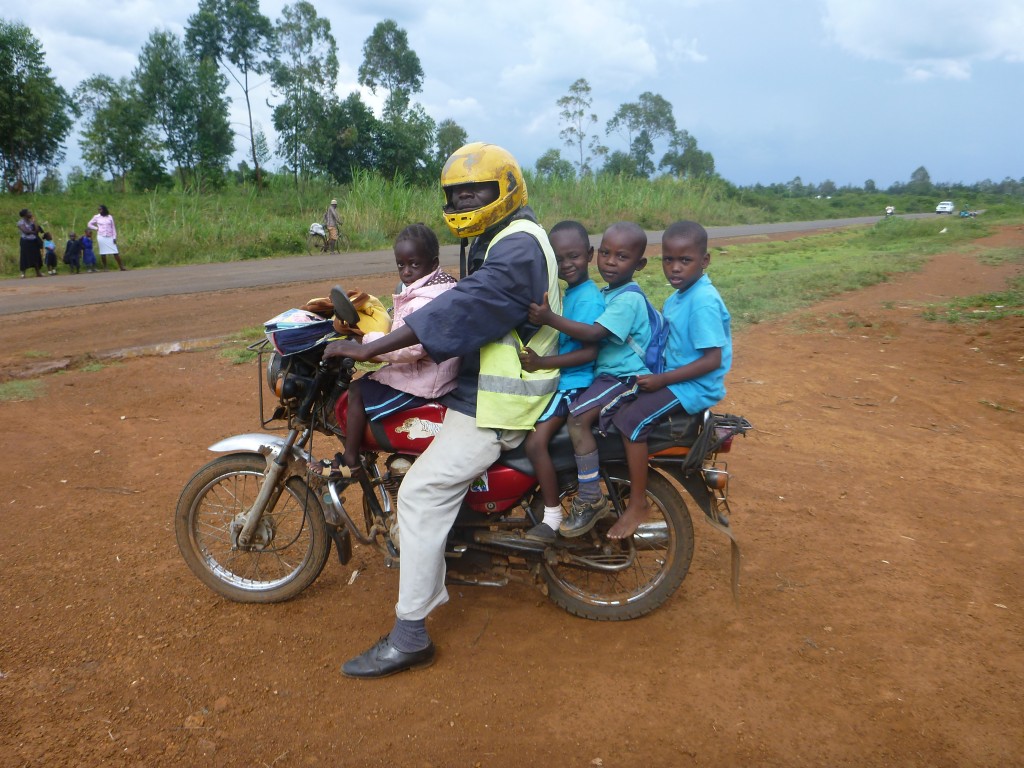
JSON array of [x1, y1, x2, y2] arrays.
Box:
[[208, 433, 314, 465]]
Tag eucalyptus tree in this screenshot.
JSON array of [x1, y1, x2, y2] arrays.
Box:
[[357, 19, 433, 181], [73, 75, 158, 191], [556, 78, 600, 176], [135, 29, 233, 189], [605, 92, 676, 178], [186, 0, 274, 185], [357, 19, 423, 120], [0, 20, 72, 192], [270, 1, 338, 183]]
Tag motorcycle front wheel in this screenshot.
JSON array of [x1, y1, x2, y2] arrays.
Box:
[[175, 453, 330, 603], [542, 466, 694, 620]]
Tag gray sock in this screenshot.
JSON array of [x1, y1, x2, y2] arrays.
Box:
[[575, 450, 602, 503], [390, 617, 430, 653]]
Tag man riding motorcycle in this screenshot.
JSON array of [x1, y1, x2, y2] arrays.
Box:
[[324, 143, 563, 678]]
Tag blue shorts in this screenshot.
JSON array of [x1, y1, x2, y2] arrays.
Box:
[[609, 387, 685, 442], [358, 377, 429, 422], [568, 373, 640, 435], [536, 387, 585, 423]]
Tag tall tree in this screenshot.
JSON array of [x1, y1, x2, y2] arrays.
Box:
[[557, 78, 599, 176], [186, 0, 274, 186], [270, 1, 338, 183], [73, 75, 157, 191], [606, 92, 676, 178], [357, 19, 423, 121], [0, 20, 73, 192], [135, 29, 233, 189], [357, 20, 432, 180]]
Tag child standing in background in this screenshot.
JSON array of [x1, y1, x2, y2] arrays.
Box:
[[42, 232, 57, 275], [64, 232, 83, 274], [79, 231, 96, 272]]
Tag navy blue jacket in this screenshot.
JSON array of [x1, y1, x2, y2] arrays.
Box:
[[404, 207, 549, 417]]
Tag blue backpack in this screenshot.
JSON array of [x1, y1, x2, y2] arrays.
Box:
[[622, 284, 669, 374]]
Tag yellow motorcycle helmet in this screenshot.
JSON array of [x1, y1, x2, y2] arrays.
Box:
[[441, 142, 528, 238]]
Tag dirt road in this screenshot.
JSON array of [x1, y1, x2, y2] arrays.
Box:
[[1, 227, 1022, 767]]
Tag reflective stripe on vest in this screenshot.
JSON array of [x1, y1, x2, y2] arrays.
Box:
[[476, 219, 562, 431]]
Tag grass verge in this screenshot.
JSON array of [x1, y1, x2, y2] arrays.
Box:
[[0, 380, 44, 402]]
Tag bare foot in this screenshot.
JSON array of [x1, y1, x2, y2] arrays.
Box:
[[607, 501, 648, 539]]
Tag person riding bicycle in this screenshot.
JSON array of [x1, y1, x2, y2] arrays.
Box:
[[323, 199, 341, 253], [323, 142, 562, 678]]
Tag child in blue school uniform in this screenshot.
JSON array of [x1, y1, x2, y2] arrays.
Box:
[[527, 221, 653, 539], [518, 220, 605, 542], [79, 231, 96, 272], [63, 232, 83, 274]]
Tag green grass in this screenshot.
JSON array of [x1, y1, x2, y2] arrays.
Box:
[[631, 216, 1003, 327], [921, 276, 1024, 323], [10, 173, 1019, 277], [971, 247, 1023, 266], [220, 346, 259, 365], [218, 326, 266, 365], [0, 379, 43, 401]]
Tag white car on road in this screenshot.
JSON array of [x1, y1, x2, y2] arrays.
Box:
[[935, 201, 955, 214]]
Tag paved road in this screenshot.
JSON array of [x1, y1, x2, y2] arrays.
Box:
[[0, 214, 937, 316]]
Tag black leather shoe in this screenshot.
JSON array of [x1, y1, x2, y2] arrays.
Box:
[[341, 635, 435, 679]]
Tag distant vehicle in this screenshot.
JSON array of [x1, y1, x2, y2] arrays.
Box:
[[935, 201, 955, 214], [885, 205, 895, 217]]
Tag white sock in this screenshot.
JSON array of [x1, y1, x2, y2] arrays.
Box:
[[542, 505, 564, 530]]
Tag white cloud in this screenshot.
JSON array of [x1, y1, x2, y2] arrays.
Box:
[[669, 38, 709, 65], [823, 0, 1024, 79]]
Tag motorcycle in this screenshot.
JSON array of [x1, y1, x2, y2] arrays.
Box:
[[175, 288, 752, 620]]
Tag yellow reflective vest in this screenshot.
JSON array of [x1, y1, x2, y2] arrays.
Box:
[[476, 219, 563, 431]]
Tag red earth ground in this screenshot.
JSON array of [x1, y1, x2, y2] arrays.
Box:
[[1, 226, 1022, 767]]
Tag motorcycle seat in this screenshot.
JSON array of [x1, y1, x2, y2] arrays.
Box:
[[497, 410, 705, 476]]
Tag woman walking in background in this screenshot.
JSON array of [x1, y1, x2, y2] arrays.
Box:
[[17, 209, 43, 278], [87, 204, 124, 271]]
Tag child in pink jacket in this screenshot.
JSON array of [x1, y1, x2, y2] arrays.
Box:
[[337, 223, 459, 472]]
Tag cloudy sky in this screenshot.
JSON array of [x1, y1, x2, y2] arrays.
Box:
[[15, 0, 1024, 187]]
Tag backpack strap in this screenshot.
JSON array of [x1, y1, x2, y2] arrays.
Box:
[[620, 284, 650, 363]]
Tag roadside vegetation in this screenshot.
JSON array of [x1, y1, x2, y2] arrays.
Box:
[[633, 215, 1020, 328], [5, 175, 1023, 275]]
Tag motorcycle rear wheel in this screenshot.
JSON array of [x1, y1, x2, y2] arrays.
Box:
[[175, 453, 330, 603], [542, 466, 694, 620]]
